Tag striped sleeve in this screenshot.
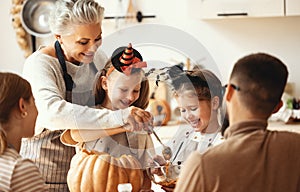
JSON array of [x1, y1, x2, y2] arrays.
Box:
[[11, 158, 48, 192]]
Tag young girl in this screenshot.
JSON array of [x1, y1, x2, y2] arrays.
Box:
[[167, 68, 225, 164], [62, 43, 154, 190], [0, 72, 48, 191], [146, 67, 226, 192]]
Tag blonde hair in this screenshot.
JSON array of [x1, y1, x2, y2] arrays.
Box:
[[94, 60, 149, 109], [49, 0, 104, 35], [0, 72, 32, 154]]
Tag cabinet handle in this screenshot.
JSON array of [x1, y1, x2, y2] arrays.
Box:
[[217, 13, 248, 17]]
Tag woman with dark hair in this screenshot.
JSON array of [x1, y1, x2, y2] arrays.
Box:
[[0, 72, 47, 191]]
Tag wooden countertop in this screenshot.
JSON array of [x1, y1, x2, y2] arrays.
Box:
[[152, 120, 300, 148], [267, 120, 300, 133]]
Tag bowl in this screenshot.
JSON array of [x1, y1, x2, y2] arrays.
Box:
[[21, 0, 57, 37], [146, 163, 182, 188]]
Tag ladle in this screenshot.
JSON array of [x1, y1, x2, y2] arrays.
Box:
[[152, 130, 172, 160]]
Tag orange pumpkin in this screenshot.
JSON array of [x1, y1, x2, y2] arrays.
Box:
[[147, 99, 171, 126], [67, 149, 144, 192]]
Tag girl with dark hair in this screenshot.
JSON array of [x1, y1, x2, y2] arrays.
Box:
[[167, 68, 225, 163]]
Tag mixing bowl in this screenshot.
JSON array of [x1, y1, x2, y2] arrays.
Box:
[[146, 163, 182, 188]]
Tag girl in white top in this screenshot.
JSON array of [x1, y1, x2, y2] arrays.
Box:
[[0, 72, 48, 192], [63, 43, 154, 191], [165, 67, 226, 164]]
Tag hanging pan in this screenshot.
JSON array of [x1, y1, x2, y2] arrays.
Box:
[[21, 0, 56, 37]]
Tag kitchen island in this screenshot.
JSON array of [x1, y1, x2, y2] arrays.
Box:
[[152, 120, 300, 148]]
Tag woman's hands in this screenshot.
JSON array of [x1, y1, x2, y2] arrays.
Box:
[[123, 106, 154, 133]]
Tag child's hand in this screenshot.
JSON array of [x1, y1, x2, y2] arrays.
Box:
[[153, 155, 167, 166]]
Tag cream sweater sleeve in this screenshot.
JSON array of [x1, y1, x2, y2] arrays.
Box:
[[22, 50, 128, 135]]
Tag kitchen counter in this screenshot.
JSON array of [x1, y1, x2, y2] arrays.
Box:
[[152, 120, 300, 148], [267, 120, 300, 133]]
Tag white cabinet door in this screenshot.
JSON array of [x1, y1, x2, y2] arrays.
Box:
[[199, 0, 284, 19], [286, 0, 300, 16]]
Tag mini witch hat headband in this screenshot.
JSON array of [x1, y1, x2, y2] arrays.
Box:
[[107, 43, 147, 76]]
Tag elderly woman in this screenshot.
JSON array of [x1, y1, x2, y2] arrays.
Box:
[[20, 0, 152, 191]]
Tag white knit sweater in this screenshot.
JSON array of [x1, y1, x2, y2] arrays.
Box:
[[22, 47, 128, 135]]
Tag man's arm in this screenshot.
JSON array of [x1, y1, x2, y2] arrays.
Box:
[[174, 152, 203, 192]]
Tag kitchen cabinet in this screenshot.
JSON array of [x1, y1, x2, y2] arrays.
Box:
[[286, 0, 300, 16], [198, 0, 285, 19]]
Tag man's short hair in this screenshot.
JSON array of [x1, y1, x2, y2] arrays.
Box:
[[230, 53, 288, 116]]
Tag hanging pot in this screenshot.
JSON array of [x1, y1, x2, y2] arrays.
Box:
[[21, 0, 56, 37]]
